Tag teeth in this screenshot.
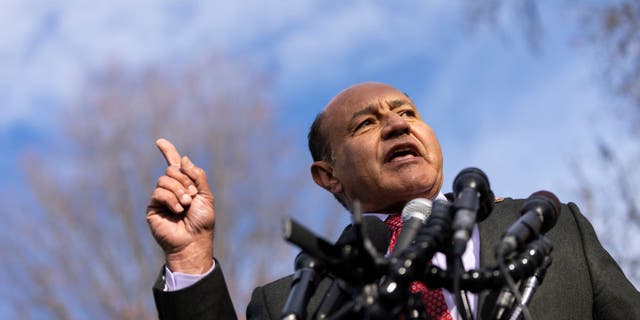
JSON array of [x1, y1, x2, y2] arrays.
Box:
[[392, 148, 416, 158], [387, 145, 418, 162]]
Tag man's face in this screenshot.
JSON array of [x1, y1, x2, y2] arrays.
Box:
[[318, 83, 443, 213]]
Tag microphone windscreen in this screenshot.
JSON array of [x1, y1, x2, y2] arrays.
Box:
[[453, 167, 494, 222], [401, 198, 433, 222], [526, 190, 561, 233]]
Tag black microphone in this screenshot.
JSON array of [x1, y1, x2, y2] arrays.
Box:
[[311, 216, 391, 319], [451, 167, 493, 256], [392, 198, 433, 257], [491, 237, 554, 320], [281, 216, 389, 320], [508, 257, 552, 320], [497, 191, 561, 256], [332, 215, 390, 267], [335, 215, 391, 250], [281, 253, 325, 320], [313, 278, 350, 320], [283, 218, 342, 266]]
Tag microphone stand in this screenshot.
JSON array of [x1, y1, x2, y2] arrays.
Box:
[[490, 285, 515, 320], [507, 256, 552, 320], [281, 253, 325, 320], [459, 288, 473, 320], [314, 279, 350, 320], [448, 254, 473, 320]]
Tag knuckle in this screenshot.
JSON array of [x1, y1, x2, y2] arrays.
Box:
[[178, 173, 192, 184], [182, 158, 193, 169], [151, 188, 164, 201], [157, 176, 169, 187], [165, 165, 179, 176]]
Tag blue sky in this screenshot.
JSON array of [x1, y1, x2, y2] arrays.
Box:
[[1, 0, 637, 315], [1, 1, 603, 200]]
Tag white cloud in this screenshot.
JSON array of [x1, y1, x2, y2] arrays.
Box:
[[0, 0, 476, 126], [0, 1, 320, 125], [0, 1, 462, 125], [270, 2, 460, 92], [0, 0, 621, 204]]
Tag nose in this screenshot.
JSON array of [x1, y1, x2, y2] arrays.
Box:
[[381, 112, 409, 140]]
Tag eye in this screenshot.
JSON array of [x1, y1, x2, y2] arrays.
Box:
[[355, 118, 374, 131], [399, 109, 416, 118]]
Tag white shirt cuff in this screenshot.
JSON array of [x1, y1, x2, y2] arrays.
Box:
[[163, 259, 216, 291]]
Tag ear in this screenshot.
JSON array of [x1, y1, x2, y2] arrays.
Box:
[[310, 161, 343, 194]]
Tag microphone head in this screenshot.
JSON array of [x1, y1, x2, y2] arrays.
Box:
[[401, 198, 433, 223], [452, 167, 494, 221], [523, 190, 561, 234]]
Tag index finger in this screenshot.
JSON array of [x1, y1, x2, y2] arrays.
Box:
[[156, 138, 182, 166]]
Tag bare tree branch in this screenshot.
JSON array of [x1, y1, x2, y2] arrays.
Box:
[[9, 52, 320, 318]]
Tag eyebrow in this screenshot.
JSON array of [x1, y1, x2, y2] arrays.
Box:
[[388, 98, 412, 110], [349, 104, 377, 123]]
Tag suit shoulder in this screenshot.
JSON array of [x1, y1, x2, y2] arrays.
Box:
[[260, 274, 294, 292], [248, 274, 294, 319]]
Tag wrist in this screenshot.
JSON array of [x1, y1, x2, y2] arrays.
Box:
[[165, 238, 214, 274]]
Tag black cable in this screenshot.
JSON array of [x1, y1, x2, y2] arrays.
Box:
[[497, 253, 533, 320], [452, 257, 473, 320]]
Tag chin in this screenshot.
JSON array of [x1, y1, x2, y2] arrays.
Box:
[[390, 181, 435, 200], [377, 165, 441, 198], [397, 174, 440, 198]]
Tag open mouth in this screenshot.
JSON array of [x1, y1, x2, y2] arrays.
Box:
[[385, 144, 420, 163]]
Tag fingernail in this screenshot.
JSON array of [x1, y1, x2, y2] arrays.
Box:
[[181, 193, 191, 203], [175, 203, 183, 212], [188, 185, 198, 195]]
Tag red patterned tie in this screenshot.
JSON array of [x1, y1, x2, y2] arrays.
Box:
[[385, 214, 453, 320]]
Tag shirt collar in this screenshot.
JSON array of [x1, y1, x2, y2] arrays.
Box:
[[365, 192, 448, 221]]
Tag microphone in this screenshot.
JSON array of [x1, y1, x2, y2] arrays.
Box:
[[377, 200, 452, 314], [312, 216, 390, 319], [392, 198, 433, 257], [491, 237, 555, 320], [508, 257, 552, 320], [314, 278, 350, 320], [451, 167, 494, 256], [284, 215, 390, 284], [281, 216, 390, 319], [283, 218, 342, 265], [335, 215, 391, 250], [335, 215, 391, 284], [281, 253, 325, 320], [497, 191, 561, 256]]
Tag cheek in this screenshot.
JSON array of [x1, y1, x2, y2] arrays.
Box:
[[341, 143, 379, 176], [346, 136, 376, 158], [420, 131, 442, 162], [349, 150, 374, 173], [430, 139, 443, 166], [336, 144, 365, 170]]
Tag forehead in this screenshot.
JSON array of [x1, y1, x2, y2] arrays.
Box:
[[323, 83, 411, 124]]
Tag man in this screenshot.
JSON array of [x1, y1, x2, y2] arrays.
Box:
[[148, 82, 640, 319]]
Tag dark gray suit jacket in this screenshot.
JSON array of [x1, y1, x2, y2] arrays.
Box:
[[153, 199, 640, 319]]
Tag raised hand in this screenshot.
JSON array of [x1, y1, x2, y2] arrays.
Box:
[[146, 138, 215, 274]]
